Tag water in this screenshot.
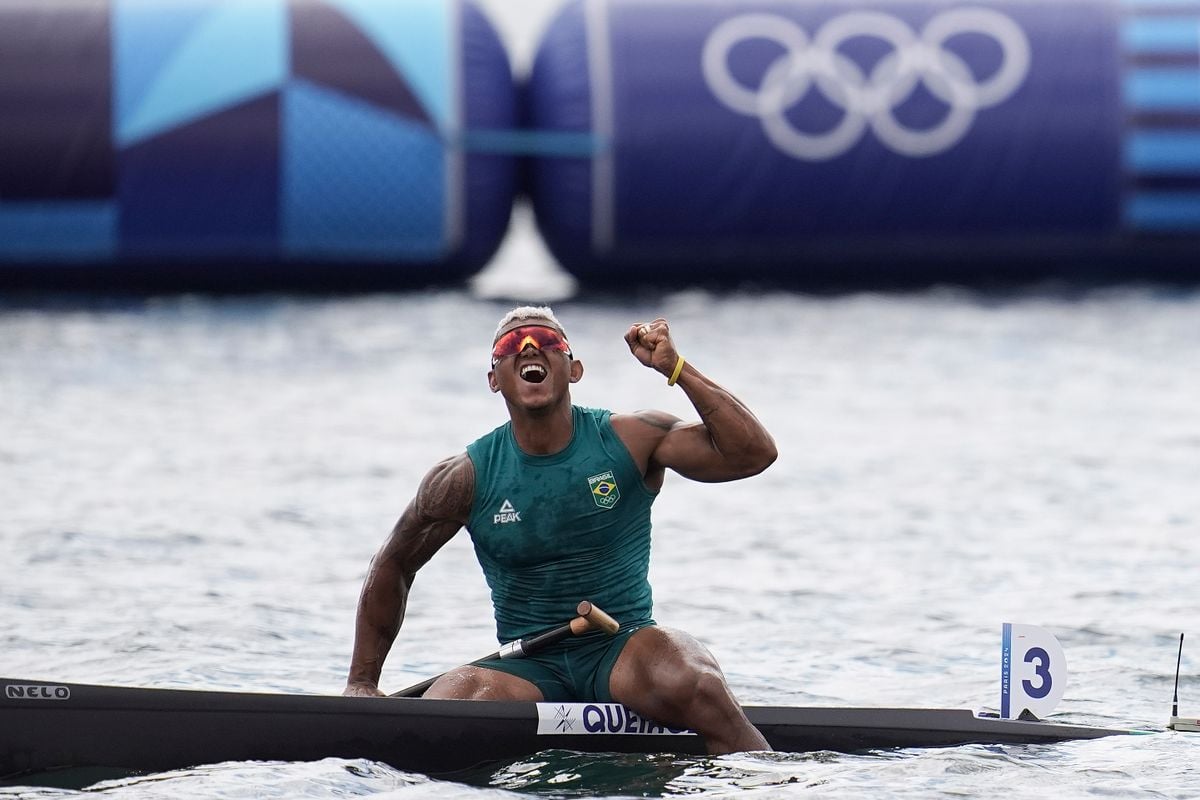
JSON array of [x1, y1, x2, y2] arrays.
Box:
[[3, 282, 1200, 798]]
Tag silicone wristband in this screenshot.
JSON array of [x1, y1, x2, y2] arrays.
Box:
[[667, 355, 686, 386]]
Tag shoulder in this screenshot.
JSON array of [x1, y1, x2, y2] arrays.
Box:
[[611, 409, 682, 437], [610, 410, 683, 467], [414, 452, 475, 523], [422, 451, 474, 481]]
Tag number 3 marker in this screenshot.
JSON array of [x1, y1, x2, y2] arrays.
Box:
[[1001, 623, 1068, 720]]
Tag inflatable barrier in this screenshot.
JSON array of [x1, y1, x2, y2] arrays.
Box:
[[527, 0, 1200, 285], [0, 0, 515, 290]]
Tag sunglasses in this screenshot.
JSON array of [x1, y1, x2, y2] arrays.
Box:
[[491, 325, 572, 366]]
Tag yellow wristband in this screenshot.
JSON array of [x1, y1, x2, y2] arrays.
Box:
[[667, 355, 686, 386]]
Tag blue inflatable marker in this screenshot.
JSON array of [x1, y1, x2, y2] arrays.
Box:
[[0, 0, 516, 289], [4, 0, 1197, 290], [526, 0, 1200, 285]]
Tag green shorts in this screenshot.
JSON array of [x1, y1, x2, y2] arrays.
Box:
[[476, 623, 654, 702]]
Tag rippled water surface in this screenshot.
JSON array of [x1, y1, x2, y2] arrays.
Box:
[[3, 282, 1200, 798]]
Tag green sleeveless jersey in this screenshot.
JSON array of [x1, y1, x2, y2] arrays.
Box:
[[465, 405, 657, 643]]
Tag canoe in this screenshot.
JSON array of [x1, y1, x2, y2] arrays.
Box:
[[0, 677, 1137, 787]]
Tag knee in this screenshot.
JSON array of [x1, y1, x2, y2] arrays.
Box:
[[424, 668, 486, 699], [648, 656, 734, 721], [678, 664, 733, 710], [613, 627, 738, 718], [426, 667, 539, 700]]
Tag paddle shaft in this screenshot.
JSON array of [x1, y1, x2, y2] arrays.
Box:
[[389, 601, 619, 698]]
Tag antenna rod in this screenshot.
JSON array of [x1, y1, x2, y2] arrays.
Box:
[[1173, 633, 1185, 719]]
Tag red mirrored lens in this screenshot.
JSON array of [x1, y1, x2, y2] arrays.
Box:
[[491, 325, 571, 362]]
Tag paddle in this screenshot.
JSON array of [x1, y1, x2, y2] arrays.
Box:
[[389, 600, 620, 698]]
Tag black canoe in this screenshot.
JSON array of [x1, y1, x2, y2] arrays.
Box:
[[0, 677, 1139, 786]]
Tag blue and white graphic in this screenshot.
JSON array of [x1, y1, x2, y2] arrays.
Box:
[[319, 0, 455, 132], [0, 0, 517, 282], [536, 703, 696, 736], [281, 81, 446, 259], [702, 8, 1032, 160], [1000, 623, 1068, 721], [113, 0, 289, 147]]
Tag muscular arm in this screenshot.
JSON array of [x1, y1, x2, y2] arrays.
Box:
[[646, 369, 777, 482], [619, 319, 778, 484], [344, 453, 474, 695]]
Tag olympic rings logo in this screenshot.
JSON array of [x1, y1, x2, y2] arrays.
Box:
[[701, 8, 1031, 161]]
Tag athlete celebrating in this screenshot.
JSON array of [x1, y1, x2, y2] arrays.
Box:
[[344, 306, 777, 753]]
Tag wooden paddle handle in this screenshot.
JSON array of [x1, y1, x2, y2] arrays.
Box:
[[570, 600, 620, 635]]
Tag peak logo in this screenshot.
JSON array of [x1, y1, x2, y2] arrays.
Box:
[[5, 684, 71, 700], [494, 499, 522, 524]]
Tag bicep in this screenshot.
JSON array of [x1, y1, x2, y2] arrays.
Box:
[[648, 419, 738, 483], [620, 411, 732, 484]]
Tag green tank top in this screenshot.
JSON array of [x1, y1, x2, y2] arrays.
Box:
[[465, 405, 657, 643]]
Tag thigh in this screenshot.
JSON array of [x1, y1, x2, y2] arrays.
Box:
[[608, 627, 770, 754], [607, 626, 742, 730], [423, 664, 545, 701]]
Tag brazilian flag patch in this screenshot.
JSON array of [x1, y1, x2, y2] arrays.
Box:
[[588, 470, 620, 510]]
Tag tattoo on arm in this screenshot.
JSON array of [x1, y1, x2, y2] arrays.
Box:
[[348, 454, 473, 687], [632, 409, 676, 433], [390, 454, 473, 572], [414, 454, 474, 525]]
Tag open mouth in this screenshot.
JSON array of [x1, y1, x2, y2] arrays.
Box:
[[520, 363, 547, 384]]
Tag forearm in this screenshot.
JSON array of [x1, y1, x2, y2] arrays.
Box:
[[346, 555, 411, 688], [674, 361, 777, 475], [345, 455, 471, 693]]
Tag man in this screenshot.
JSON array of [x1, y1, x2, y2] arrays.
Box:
[[344, 306, 777, 753]]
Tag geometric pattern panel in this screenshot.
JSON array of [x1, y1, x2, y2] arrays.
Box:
[[113, 0, 287, 146], [0, 0, 520, 276], [119, 93, 281, 257], [282, 81, 445, 259], [290, 0, 432, 125], [318, 0, 454, 130]]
